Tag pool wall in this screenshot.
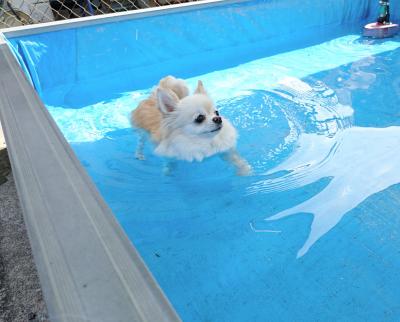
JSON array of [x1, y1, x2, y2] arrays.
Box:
[[0, 0, 399, 320], [6, 0, 376, 108]]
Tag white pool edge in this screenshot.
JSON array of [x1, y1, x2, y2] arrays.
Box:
[[0, 0, 247, 38]]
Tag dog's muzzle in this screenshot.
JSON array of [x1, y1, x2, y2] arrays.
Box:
[[212, 116, 222, 124], [209, 125, 222, 133]]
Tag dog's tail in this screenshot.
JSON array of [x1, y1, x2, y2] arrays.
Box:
[[158, 76, 189, 100]]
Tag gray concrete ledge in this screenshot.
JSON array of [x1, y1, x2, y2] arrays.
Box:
[[0, 42, 180, 321]]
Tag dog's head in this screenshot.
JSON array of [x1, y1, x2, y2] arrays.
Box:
[[157, 80, 224, 137]]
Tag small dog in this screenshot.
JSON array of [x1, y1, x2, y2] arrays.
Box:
[[131, 76, 251, 175]]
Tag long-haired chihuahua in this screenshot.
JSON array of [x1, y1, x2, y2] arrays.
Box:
[[132, 76, 251, 175]]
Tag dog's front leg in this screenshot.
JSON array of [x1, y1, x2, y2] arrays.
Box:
[[135, 131, 146, 160], [222, 149, 252, 176]]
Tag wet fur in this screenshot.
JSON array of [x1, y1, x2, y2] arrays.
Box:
[[132, 76, 187, 142], [131, 76, 251, 175]]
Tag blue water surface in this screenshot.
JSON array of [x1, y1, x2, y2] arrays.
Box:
[[68, 35, 400, 321], [7, 0, 400, 320]]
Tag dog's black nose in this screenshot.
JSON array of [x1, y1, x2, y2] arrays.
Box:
[[212, 116, 222, 124]]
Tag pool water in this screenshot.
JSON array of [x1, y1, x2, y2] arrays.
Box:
[[7, 0, 400, 319], [45, 31, 400, 321]]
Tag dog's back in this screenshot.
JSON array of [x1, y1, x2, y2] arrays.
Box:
[[132, 98, 162, 141], [132, 76, 189, 141]]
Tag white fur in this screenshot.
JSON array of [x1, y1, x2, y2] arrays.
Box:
[[155, 90, 237, 160], [155, 116, 237, 161], [133, 77, 251, 175]]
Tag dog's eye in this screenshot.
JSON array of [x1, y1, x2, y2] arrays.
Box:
[[215, 110, 220, 116], [195, 114, 206, 123]]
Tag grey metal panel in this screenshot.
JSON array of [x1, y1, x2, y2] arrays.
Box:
[[0, 43, 181, 322]]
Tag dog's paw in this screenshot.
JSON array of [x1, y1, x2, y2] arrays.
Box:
[[163, 162, 176, 176], [237, 163, 253, 176], [163, 167, 171, 176], [135, 151, 146, 161], [163, 165, 173, 176]]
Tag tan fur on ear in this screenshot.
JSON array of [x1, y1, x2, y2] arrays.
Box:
[[159, 76, 189, 99], [194, 80, 207, 95], [132, 81, 181, 143]]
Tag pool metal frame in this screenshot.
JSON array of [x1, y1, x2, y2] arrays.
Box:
[[0, 0, 244, 320]]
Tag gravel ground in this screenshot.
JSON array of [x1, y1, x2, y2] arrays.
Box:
[[0, 147, 48, 322]]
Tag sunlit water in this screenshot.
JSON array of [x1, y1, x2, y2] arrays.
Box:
[[45, 30, 400, 321]]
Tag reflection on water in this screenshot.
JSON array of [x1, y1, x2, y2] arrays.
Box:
[[249, 57, 400, 257], [254, 127, 400, 257]]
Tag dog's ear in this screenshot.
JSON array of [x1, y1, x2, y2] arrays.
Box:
[[194, 80, 207, 95], [157, 88, 178, 114]]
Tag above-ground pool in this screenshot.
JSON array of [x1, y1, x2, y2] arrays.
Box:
[[5, 0, 400, 320]]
